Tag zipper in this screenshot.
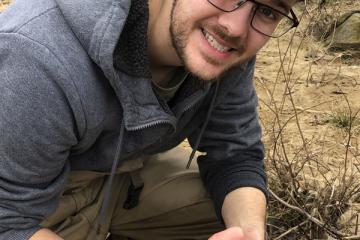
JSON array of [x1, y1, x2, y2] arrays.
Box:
[[126, 81, 212, 132], [126, 93, 202, 133], [172, 83, 212, 118], [127, 118, 176, 132], [184, 91, 203, 112]]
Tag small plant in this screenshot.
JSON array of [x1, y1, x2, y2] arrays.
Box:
[[330, 111, 358, 129]]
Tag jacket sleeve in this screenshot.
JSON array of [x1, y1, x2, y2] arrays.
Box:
[[0, 34, 79, 239], [188, 57, 267, 221]]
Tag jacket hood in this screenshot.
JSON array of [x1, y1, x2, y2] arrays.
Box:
[[55, 0, 172, 130], [55, 0, 131, 74]]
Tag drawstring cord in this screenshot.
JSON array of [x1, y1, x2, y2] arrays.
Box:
[[97, 121, 125, 234], [186, 81, 220, 169]]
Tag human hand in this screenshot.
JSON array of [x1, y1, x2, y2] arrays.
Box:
[[208, 226, 264, 240], [30, 229, 64, 240]]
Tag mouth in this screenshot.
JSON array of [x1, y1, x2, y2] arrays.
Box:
[[202, 29, 235, 53]]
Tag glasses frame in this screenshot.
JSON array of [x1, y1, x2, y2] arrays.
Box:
[[207, 0, 299, 38]]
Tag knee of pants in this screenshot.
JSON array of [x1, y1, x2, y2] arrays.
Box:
[[111, 149, 211, 225]]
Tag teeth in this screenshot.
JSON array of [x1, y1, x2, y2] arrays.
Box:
[[204, 30, 231, 53]]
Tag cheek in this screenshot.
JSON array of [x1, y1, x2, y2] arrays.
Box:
[[176, 1, 221, 28], [246, 32, 270, 55]]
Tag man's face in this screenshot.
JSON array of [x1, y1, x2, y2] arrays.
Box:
[[168, 0, 297, 81]]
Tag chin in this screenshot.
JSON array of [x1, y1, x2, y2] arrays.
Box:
[[182, 44, 252, 81], [184, 55, 245, 82], [186, 65, 233, 82], [189, 72, 218, 81], [187, 66, 223, 81]]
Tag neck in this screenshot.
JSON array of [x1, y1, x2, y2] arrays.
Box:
[[148, 0, 183, 81], [151, 65, 179, 88]]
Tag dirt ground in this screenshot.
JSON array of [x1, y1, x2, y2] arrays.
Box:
[[0, 0, 9, 11], [257, 1, 360, 238], [257, 1, 360, 184]]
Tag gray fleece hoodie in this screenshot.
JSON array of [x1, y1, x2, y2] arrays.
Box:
[[0, 0, 266, 239]]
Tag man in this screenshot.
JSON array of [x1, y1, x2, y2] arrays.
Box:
[[0, 0, 299, 239]]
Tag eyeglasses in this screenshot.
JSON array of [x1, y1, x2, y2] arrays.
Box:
[[207, 0, 299, 38]]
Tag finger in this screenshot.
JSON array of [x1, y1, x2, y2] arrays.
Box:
[[209, 227, 244, 240]]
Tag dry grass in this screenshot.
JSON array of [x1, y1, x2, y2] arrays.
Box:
[[257, 1, 360, 239]]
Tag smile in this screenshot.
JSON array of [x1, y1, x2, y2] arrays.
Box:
[[202, 30, 233, 53]]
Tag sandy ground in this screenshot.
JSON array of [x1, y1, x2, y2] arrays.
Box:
[[256, 1, 360, 175], [257, 2, 360, 237], [0, 0, 9, 12]]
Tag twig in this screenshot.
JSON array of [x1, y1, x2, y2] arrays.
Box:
[[294, 106, 331, 115], [343, 235, 360, 240], [269, 188, 346, 238], [273, 221, 308, 240]]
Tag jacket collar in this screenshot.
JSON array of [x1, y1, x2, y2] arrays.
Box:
[[55, 0, 151, 78], [113, 0, 151, 78]]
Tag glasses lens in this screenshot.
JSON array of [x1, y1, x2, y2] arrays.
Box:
[[208, 0, 243, 12], [207, 0, 297, 38], [252, 6, 294, 37]]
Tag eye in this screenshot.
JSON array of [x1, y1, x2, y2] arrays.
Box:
[[258, 5, 278, 21]]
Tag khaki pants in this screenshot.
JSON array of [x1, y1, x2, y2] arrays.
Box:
[[41, 147, 224, 240]]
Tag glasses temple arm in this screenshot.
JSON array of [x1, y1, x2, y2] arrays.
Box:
[[290, 9, 299, 27]]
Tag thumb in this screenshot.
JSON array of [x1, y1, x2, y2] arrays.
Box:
[[209, 227, 245, 240]]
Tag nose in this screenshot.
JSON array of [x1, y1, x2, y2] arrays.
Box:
[[217, 2, 254, 38]]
